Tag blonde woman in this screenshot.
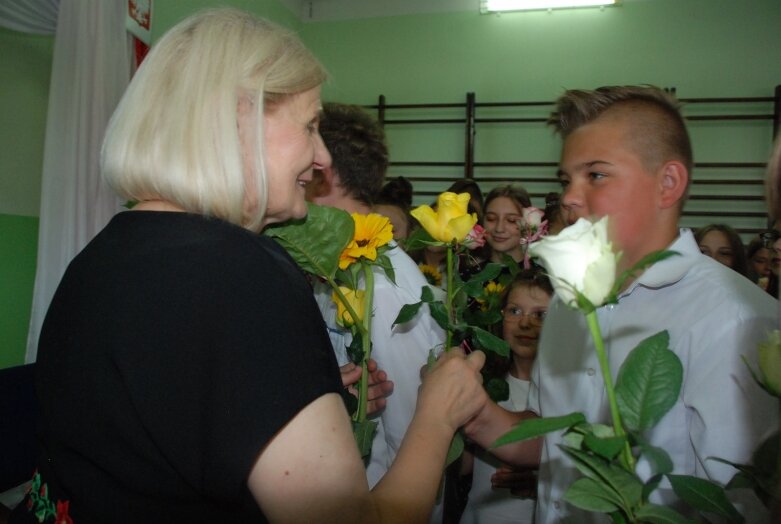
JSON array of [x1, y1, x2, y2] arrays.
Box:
[[13, 10, 487, 524]]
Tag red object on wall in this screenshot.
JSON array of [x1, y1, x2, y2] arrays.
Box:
[[134, 37, 149, 67]]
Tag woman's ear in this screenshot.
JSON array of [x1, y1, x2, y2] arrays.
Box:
[[659, 160, 689, 209]]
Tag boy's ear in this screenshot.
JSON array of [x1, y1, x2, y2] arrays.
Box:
[[658, 160, 688, 209], [306, 167, 336, 199]]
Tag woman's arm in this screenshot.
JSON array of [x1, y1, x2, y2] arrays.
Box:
[[462, 401, 542, 468], [248, 350, 487, 523]]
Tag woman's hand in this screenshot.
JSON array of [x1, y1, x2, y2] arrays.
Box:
[[340, 359, 394, 416], [417, 349, 487, 432]]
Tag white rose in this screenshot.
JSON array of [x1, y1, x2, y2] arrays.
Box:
[[528, 216, 617, 308]]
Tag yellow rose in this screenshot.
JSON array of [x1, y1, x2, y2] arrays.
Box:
[[332, 287, 365, 328], [411, 192, 478, 243]]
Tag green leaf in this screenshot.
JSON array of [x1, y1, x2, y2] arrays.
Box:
[[353, 419, 378, 459], [470, 326, 510, 357], [346, 330, 364, 364], [716, 430, 781, 506], [484, 376, 509, 402], [562, 430, 585, 450], [636, 439, 674, 477], [342, 389, 358, 416], [375, 253, 396, 285], [564, 477, 621, 512], [463, 307, 503, 329], [463, 263, 504, 295], [428, 300, 450, 332], [420, 285, 436, 303], [402, 226, 446, 252], [491, 412, 586, 448], [499, 254, 521, 278], [264, 203, 354, 279], [642, 473, 664, 503], [615, 331, 682, 432], [666, 474, 743, 522], [608, 510, 629, 524], [393, 301, 423, 327], [560, 446, 643, 511], [583, 432, 627, 461], [633, 503, 692, 524], [446, 432, 464, 467]]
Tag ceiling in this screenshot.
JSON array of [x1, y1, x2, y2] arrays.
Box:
[[278, 0, 478, 22]]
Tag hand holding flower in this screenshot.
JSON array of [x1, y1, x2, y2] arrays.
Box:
[[417, 349, 488, 432]]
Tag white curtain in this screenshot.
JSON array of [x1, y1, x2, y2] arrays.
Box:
[[18, 0, 132, 362], [0, 0, 59, 34]]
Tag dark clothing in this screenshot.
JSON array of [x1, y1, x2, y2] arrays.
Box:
[[12, 211, 341, 523]]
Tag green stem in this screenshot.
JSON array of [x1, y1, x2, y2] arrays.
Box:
[[356, 264, 374, 422], [445, 244, 455, 350], [585, 310, 635, 472], [326, 276, 371, 423]]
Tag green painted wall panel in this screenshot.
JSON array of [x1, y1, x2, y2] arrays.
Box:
[[0, 27, 53, 217], [0, 214, 39, 368], [303, 0, 781, 104]]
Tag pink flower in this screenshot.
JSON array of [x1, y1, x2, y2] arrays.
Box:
[[464, 224, 486, 250], [518, 207, 549, 245]]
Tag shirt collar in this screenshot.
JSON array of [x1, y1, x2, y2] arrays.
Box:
[[621, 228, 700, 296]]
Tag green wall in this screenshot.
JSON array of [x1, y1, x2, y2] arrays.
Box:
[[305, 0, 781, 103], [0, 27, 51, 367], [2, 0, 780, 367], [0, 215, 38, 369]]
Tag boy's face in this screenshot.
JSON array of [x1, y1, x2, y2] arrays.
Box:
[[558, 115, 667, 270]]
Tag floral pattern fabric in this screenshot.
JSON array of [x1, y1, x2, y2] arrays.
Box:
[[23, 471, 72, 524]]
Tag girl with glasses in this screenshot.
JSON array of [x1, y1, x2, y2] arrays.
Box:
[[460, 270, 553, 524]]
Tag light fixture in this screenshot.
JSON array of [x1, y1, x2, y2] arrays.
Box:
[[481, 0, 618, 13]]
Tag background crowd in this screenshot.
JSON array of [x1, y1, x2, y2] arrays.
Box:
[[4, 7, 779, 524]]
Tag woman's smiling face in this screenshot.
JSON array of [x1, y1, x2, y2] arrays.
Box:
[[259, 86, 331, 228]]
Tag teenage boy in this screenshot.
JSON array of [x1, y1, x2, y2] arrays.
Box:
[[465, 86, 777, 523], [306, 103, 446, 490]]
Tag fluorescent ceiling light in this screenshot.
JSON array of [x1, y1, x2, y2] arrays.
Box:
[[482, 0, 618, 12]]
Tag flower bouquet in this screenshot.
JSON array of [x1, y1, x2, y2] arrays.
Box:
[[395, 191, 511, 462], [265, 203, 395, 458], [492, 217, 746, 523]]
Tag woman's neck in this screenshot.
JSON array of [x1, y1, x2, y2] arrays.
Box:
[[132, 199, 185, 213]]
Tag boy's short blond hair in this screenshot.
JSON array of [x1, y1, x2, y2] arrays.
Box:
[[101, 8, 327, 232], [548, 86, 693, 203]]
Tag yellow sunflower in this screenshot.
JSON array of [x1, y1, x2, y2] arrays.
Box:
[[418, 264, 443, 287], [338, 213, 394, 270], [476, 281, 505, 311], [332, 287, 365, 328]]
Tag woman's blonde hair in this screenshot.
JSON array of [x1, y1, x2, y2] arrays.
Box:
[[101, 8, 327, 231]]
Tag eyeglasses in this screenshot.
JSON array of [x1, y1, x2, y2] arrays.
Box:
[[502, 307, 547, 326]]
